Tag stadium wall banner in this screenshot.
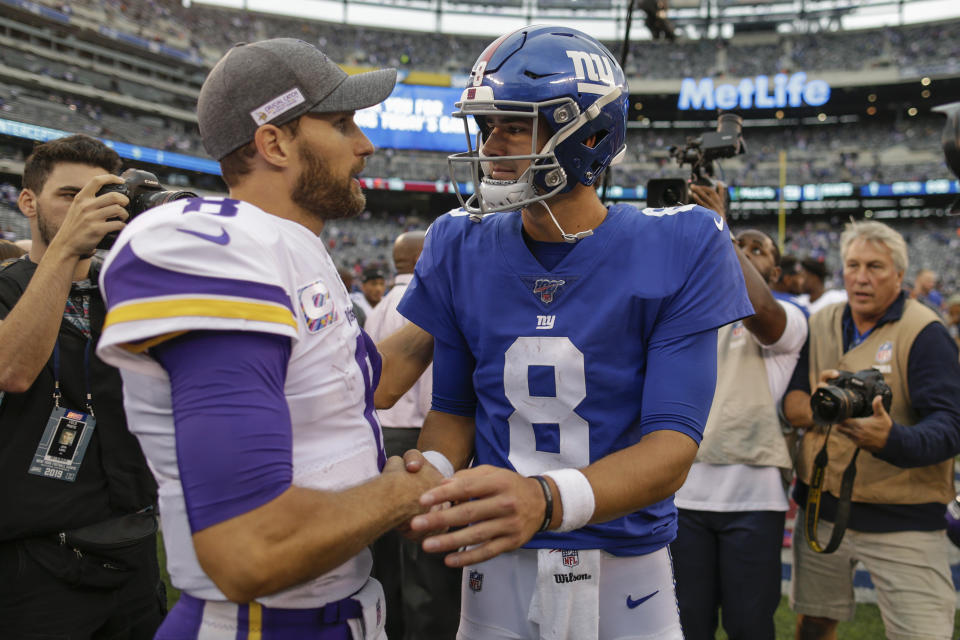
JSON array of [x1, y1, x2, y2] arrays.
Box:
[[861, 180, 960, 197], [730, 181, 960, 201], [678, 72, 831, 111], [356, 84, 480, 153], [0, 118, 222, 175]]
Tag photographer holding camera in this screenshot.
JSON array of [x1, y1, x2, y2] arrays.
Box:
[[0, 134, 164, 638], [783, 220, 960, 640], [672, 182, 807, 640]]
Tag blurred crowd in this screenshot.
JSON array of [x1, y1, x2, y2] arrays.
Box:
[[1, 0, 958, 191], [18, 0, 960, 76], [620, 115, 951, 187], [3, 182, 957, 322]]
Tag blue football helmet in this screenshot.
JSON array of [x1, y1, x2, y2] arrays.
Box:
[[448, 25, 628, 219]]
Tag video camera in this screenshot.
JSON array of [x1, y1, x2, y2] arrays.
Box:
[[932, 101, 960, 214], [646, 112, 746, 208], [96, 169, 196, 249], [810, 368, 893, 425]]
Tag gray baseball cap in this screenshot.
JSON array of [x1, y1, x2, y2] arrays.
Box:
[[198, 38, 397, 160]]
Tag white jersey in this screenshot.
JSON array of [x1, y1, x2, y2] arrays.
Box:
[[96, 197, 382, 608], [676, 299, 808, 512], [364, 273, 432, 429], [804, 288, 849, 316]]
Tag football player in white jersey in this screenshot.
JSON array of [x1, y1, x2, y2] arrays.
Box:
[[96, 38, 442, 639]]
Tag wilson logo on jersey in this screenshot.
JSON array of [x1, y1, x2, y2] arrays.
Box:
[[533, 278, 565, 304], [297, 279, 338, 333], [536, 315, 556, 330], [566, 50, 615, 95]]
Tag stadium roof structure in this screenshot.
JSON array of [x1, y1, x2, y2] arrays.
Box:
[[193, 0, 960, 39]]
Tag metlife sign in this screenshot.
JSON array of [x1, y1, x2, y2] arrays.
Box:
[[678, 72, 831, 111]]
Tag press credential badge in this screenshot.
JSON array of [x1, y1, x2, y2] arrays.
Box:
[[28, 407, 96, 482]]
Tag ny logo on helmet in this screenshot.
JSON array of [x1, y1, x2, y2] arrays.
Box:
[[566, 50, 615, 94]]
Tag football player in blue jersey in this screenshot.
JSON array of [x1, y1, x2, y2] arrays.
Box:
[[396, 25, 755, 639]]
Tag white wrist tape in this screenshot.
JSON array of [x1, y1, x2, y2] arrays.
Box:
[[542, 469, 595, 532], [422, 450, 454, 479]]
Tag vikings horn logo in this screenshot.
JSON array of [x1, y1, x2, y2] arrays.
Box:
[[533, 279, 566, 304]]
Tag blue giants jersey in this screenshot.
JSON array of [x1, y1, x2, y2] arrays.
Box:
[[398, 203, 753, 556]]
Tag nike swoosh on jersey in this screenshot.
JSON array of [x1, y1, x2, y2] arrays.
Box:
[[714, 216, 724, 231], [626, 590, 659, 609], [176, 227, 230, 245]]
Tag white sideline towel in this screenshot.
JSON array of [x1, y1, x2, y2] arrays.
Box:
[[527, 548, 601, 640], [347, 577, 387, 640]]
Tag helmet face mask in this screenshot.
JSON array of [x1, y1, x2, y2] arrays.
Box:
[[449, 96, 575, 217], [448, 26, 629, 220]]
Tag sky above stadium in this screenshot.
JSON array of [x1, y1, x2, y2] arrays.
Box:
[[190, 0, 960, 39]]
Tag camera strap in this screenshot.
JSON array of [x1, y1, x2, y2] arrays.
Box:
[[804, 424, 860, 554]]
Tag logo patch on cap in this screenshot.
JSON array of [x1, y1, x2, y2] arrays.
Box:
[[250, 87, 306, 125]]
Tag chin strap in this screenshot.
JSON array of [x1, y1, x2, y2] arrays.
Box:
[[538, 200, 593, 243]]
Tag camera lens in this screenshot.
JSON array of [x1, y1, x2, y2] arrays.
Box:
[[811, 386, 855, 423], [141, 190, 197, 212], [716, 112, 743, 136]]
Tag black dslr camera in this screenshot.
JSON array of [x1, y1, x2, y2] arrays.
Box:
[[810, 368, 893, 425], [646, 112, 746, 208], [96, 169, 197, 249]]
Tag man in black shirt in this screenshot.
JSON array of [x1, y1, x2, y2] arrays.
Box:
[[0, 135, 163, 638]]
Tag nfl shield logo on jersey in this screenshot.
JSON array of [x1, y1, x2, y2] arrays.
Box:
[[469, 570, 484, 592], [561, 549, 579, 567], [533, 278, 566, 304], [875, 341, 893, 363]]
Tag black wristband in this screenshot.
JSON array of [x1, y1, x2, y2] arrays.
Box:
[[531, 475, 553, 533]]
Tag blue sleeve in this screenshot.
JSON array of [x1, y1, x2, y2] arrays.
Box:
[[639, 328, 719, 444], [398, 220, 464, 348], [431, 334, 478, 418], [649, 210, 754, 343], [875, 322, 960, 468], [152, 330, 293, 533], [786, 335, 812, 395]]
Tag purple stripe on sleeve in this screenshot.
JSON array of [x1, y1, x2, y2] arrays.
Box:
[[235, 604, 249, 640], [354, 330, 386, 471], [152, 330, 294, 533], [104, 241, 293, 311]]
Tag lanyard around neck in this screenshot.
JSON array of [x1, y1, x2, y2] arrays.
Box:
[[52, 338, 94, 416]]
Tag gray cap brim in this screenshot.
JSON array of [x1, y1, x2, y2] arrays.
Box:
[[307, 68, 397, 115]]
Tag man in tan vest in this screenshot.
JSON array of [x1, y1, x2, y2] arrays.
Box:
[[783, 220, 960, 640], [673, 185, 808, 640]]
